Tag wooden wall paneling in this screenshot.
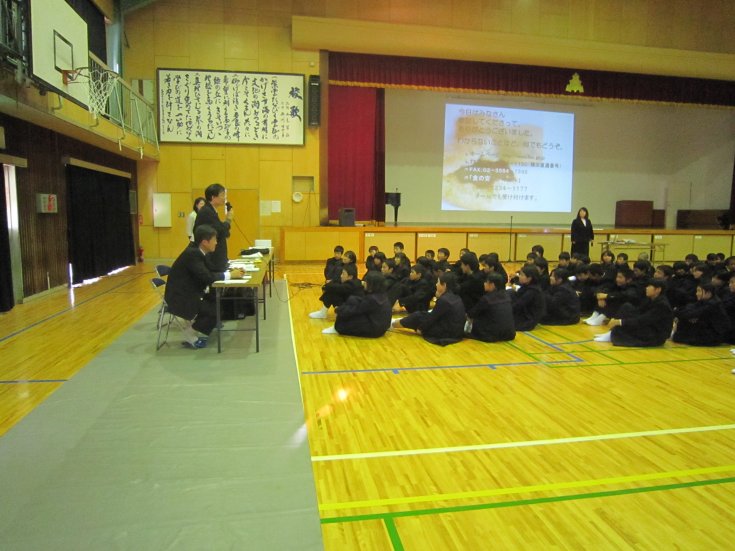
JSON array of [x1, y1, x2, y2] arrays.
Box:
[[466, 232, 512, 262], [654, 234, 693, 263], [416, 232, 467, 262], [692, 234, 732, 259], [515, 233, 563, 262], [363, 231, 415, 261]]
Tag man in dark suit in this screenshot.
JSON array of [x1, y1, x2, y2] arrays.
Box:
[[194, 183, 233, 272], [165, 224, 245, 348]]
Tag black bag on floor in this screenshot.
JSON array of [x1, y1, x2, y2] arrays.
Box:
[[220, 287, 256, 320]]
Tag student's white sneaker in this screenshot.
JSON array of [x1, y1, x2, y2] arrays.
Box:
[[730, 348, 735, 355], [584, 311, 602, 324], [321, 326, 338, 334], [586, 313, 609, 326], [594, 330, 612, 342], [309, 306, 328, 319]]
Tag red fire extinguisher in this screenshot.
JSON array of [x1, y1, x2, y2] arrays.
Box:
[[138, 247, 144, 262]]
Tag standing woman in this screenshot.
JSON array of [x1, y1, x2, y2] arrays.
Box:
[[571, 207, 594, 257], [187, 197, 206, 242]]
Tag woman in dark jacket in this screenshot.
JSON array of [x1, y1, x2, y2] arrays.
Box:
[[329, 272, 392, 337], [509, 265, 546, 331], [394, 272, 466, 345], [467, 272, 516, 342], [570, 207, 594, 257]]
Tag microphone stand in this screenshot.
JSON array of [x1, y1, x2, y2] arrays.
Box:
[[507, 215, 513, 262]]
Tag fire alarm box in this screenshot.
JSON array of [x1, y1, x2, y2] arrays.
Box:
[[36, 194, 58, 214]]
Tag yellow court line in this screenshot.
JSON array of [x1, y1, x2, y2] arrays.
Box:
[[312, 423, 735, 462], [318, 464, 735, 512]]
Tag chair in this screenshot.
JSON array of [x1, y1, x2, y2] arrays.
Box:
[[155, 264, 171, 277], [151, 277, 183, 350]]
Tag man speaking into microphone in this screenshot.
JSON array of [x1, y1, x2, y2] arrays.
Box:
[[194, 183, 233, 271]]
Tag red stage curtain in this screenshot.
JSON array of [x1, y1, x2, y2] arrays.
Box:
[[329, 52, 735, 107], [328, 86, 385, 221]]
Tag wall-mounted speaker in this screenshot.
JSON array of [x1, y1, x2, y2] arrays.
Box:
[[308, 75, 320, 127]]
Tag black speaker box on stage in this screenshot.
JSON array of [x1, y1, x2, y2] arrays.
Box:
[[338, 208, 355, 227], [308, 75, 321, 127]]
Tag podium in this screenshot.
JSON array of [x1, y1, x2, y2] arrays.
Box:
[[385, 192, 401, 226]]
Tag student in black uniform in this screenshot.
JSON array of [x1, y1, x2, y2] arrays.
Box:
[[508, 265, 546, 331], [466, 272, 516, 342], [393, 251, 411, 280], [365, 245, 380, 273], [398, 264, 434, 313], [435, 248, 451, 273], [392, 272, 466, 345], [457, 252, 485, 312], [364, 252, 387, 279], [557, 251, 571, 270], [481, 253, 508, 284], [671, 282, 731, 346], [324, 245, 344, 283], [309, 262, 364, 318], [669, 261, 697, 307], [381, 259, 403, 308], [615, 252, 629, 267], [586, 266, 639, 326], [541, 268, 581, 325], [322, 272, 393, 337], [595, 279, 673, 347], [600, 250, 617, 286]]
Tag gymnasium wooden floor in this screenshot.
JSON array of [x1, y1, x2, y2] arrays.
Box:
[[2, 261, 735, 549]]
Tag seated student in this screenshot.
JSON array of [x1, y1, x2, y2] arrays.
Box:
[[691, 262, 712, 285], [416, 255, 437, 279], [393, 251, 412, 280], [165, 225, 246, 349], [309, 262, 364, 318], [725, 256, 735, 273], [451, 248, 471, 276], [397, 264, 435, 313], [392, 272, 466, 345], [712, 270, 731, 299], [706, 252, 724, 272], [480, 255, 508, 285], [323, 272, 392, 337], [541, 268, 581, 325], [510, 252, 538, 285], [466, 272, 516, 342], [631, 259, 653, 300], [615, 252, 629, 267], [595, 279, 673, 347], [720, 272, 735, 344], [671, 282, 731, 346], [586, 266, 639, 325], [508, 265, 547, 331], [381, 259, 403, 308], [425, 249, 436, 261], [573, 264, 596, 315], [365, 245, 380, 273], [393, 241, 405, 256], [435, 247, 451, 273], [684, 253, 699, 267], [487, 252, 509, 283], [363, 252, 387, 280], [457, 252, 486, 312], [534, 256, 550, 290], [557, 251, 571, 270], [531, 244, 545, 260], [324, 245, 344, 283], [670, 261, 697, 306]]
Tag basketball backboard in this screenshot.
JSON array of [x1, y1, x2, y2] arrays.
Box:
[[29, 0, 89, 107]]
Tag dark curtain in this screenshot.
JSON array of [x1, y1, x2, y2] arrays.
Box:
[[328, 86, 385, 221], [329, 53, 735, 107], [67, 165, 134, 284], [0, 170, 14, 312]]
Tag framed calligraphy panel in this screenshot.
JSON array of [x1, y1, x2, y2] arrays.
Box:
[[157, 69, 305, 145]]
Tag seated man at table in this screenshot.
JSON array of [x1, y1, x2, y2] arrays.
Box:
[[165, 224, 245, 349]]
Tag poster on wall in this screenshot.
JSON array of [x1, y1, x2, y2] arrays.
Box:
[[157, 69, 305, 145]]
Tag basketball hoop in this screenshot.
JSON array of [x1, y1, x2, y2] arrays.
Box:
[[62, 66, 119, 117]]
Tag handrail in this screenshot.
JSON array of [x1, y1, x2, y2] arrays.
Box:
[[87, 52, 159, 156]]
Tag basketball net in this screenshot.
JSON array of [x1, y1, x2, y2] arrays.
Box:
[[62, 67, 119, 117]]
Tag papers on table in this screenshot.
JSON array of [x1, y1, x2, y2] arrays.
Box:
[[229, 260, 261, 272]]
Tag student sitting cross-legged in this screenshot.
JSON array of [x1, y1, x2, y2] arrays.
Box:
[[309, 262, 364, 319], [594, 278, 674, 347], [541, 268, 581, 325], [397, 264, 435, 313], [466, 272, 516, 342], [671, 282, 732, 346], [508, 265, 547, 331], [392, 272, 466, 346], [321, 272, 393, 337]]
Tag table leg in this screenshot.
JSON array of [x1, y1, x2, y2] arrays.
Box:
[[254, 285, 260, 352], [216, 287, 222, 353]]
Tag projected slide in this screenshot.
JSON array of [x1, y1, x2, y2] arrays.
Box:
[[442, 104, 574, 212]]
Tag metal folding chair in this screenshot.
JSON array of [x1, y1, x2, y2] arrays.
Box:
[[151, 277, 183, 350], [155, 264, 171, 278]]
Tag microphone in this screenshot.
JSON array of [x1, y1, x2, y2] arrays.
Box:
[[225, 201, 232, 212]]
